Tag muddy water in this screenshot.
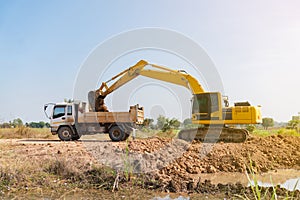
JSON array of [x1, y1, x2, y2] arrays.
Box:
[[192, 169, 300, 191]]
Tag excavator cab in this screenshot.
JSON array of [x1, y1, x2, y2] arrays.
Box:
[[192, 92, 223, 121], [192, 92, 262, 126]]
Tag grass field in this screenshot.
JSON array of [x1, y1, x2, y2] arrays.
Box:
[[252, 128, 299, 137]]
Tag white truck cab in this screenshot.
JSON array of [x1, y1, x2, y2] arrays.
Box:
[[44, 102, 80, 141]]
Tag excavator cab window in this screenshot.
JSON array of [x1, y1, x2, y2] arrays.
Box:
[[192, 93, 220, 120]]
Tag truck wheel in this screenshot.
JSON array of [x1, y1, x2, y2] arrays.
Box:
[[109, 126, 125, 142], [122, 133, 130, 141], [72, 134, 81, 141], [58, 127, 73, 141]]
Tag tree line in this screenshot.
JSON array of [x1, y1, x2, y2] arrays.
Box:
[[143, 116, 299, 132], [142, 115, 198, 132], [262, 117, 299, 130], [0, 118, 50, 128]]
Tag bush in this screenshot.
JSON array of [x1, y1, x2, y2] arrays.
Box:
[[246, 125, 256, 133]]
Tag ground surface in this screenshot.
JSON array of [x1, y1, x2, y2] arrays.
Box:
[[1, 134, 300, 199]]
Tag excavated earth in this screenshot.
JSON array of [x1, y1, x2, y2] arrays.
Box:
[[84, 134, 300, 196], [88, 134, 300, 174], [2, 134, 300, 198]]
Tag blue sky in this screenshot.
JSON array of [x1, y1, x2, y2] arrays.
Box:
[[0, 0, 299, 122]]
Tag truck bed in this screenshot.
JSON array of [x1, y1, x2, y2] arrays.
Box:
[[78, 105, 144, 124]]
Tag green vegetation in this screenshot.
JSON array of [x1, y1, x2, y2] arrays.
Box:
[[262, 118, 274, 130], [252, 128, 299, 137], [156, 115, 180, 132], [142, 118, 155, 129], [26, 121, 50, 128], [0, 118, 49, 129], [287, 116, 299, 133], [182, 118, 199, 129], [246, 124, 256, 133], [156, 129, 179, 138], [138, 115, 182, 138]]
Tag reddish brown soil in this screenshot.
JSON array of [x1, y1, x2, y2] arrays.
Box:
[[1, 134, 299, 197]]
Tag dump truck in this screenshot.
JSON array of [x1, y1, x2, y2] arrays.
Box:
[[44, 102, 144, 141]]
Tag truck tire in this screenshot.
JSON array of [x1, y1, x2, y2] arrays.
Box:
[[58, 127, 73, 141], [72, 134, 81, 141], [109, 126, 125, 142], [122, 133, 130, 141]]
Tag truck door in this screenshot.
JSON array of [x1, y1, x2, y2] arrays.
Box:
[[51, 105, 67, 129]]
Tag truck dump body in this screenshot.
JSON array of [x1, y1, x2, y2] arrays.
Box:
[[78, 105, 144, 124]]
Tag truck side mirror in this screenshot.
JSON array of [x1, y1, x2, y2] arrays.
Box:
[[44, 103, 55, 119]]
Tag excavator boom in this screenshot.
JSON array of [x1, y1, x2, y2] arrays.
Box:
[[97, 60, 205, 98]]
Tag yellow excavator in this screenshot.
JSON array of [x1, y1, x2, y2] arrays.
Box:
[[88, 60, 262, 142]]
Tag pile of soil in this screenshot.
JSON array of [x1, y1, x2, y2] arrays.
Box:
[[119, 135, 300, 194], [117, 135, 300, 174]]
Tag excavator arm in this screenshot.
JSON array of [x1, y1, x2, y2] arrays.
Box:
[[98, 60, 204, 97], [89, 60, 205, 112]]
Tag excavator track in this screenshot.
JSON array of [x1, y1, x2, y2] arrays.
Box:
[[177, 127, 248, 143]]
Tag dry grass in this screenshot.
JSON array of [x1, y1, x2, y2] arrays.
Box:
[[0, 141, 159, 198], [0, 142, 108, 195], [0, 127, 53, 139]]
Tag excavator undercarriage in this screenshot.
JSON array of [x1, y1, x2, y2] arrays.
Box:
[[177, 126, 248, 143]]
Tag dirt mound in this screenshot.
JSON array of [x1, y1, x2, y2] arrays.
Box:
[[122, 135, 300, 175], [82, 134, 300, 194], [127, 137, 172, 153], [117, 134, 300, 194]]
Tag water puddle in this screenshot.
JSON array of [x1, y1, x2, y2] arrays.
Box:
[[248, 178, 300, 191], [192, 169, 300, 191], [152, 195, 190, 200]]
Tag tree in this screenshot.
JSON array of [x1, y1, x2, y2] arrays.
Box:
[[45, 122, 50, 128], [143, 118, 154, 128], [169, 118, 180, 129], [262, 118, 274, 130], [246, 124, 256, 133], [0, 122, 11, 128], [64, 98, 74, 103], [28, 121, 48, 128], [156, 115, 181, 132], [183, 118, 192, 128], [12, 118, 23, 128], [157, 115, 167, 130], [287, 119, 299, 130]]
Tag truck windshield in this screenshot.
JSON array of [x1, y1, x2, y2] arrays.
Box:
[[53, 106, 66, 119]]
